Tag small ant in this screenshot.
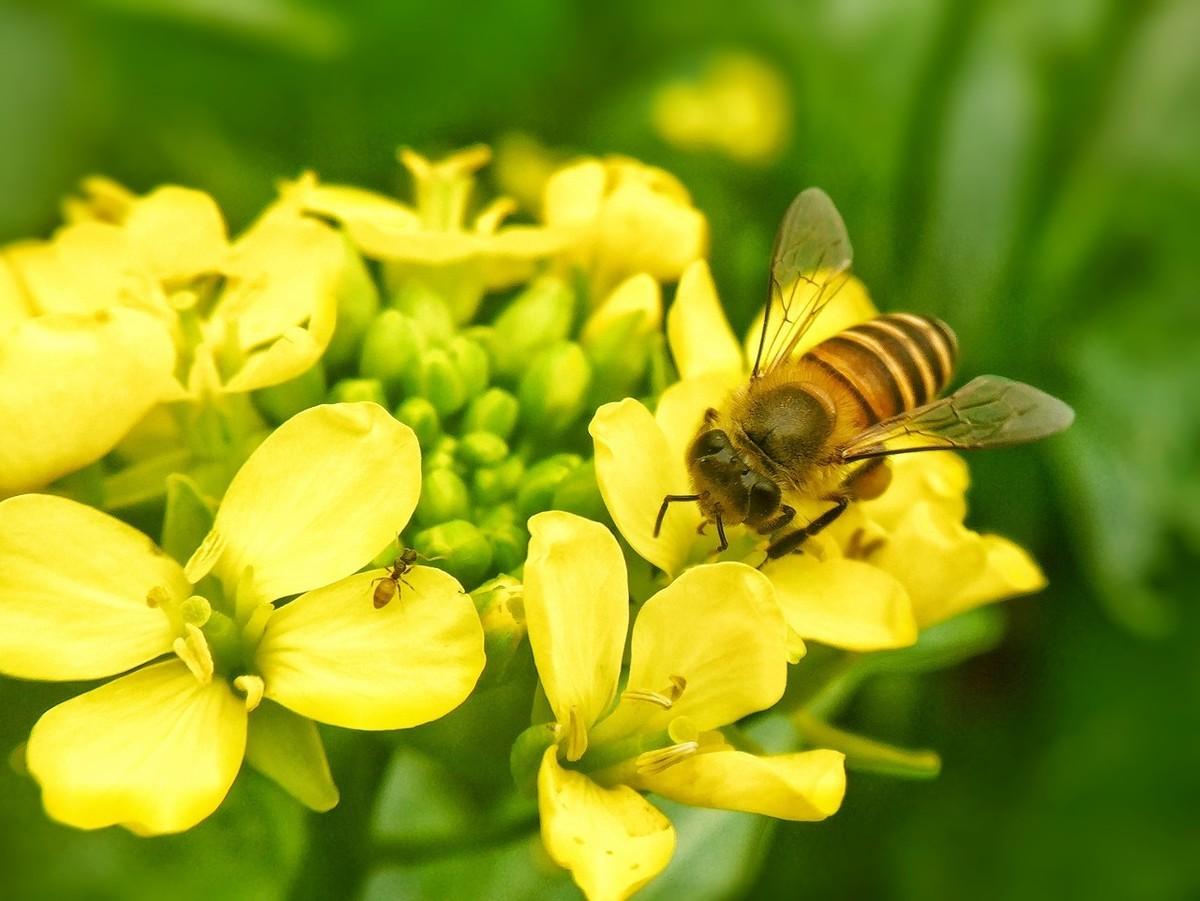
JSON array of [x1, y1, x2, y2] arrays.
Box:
[[372, 546, 419, 609]]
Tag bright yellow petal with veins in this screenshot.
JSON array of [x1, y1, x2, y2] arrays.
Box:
[[654, 372, 741, 462], [766, 555, 917, 651], [124, 186, 228, 280], [667, 260, 742, 379], [194, 403, 420, 607], [538, 748, 675, 901], [590, 399, 699, 576], [634, 747, 845, 821], [524, 512, 628, 759], [256, 568, 484, 730], [0, 310, 178, 495], [742, 274, 878, 367], [927, 534, 1047, 627], [26, 660, 247, 835], [871, 501, 991, 628], [0, 494, 184, 680], [591, 563, 786, 745]]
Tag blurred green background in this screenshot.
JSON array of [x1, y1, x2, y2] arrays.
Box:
[[2, 1, 1198, 899]]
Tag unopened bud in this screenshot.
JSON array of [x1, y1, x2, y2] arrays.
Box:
[[471, 575, 527, 688], [472, 457, 525, 506], [412, 519, 494, 590], [490, 275, 575, 380], [551, 460, 608, 523], [329, 377, 387, 406], [417, 348, 468, 417], [458, 431, 509, 468], [518, 342, 591, 437], [448, 335, 490, 399], [486, 523, 529, 575], [393, 396, 442, 449], [414, 468, 471, 527], [359, 309, 423, 400], [254, 362, 327, 426], [390, 279, 455, 347], [462, 387, 520, 439], [516, 453, 582, 519]]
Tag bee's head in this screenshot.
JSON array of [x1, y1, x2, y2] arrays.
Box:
[[686, 428, 781, 529]]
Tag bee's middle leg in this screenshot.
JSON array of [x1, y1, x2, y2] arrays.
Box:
[[764, 497, 849, 560]]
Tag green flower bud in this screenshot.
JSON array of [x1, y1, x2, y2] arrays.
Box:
[[393, 396, 442, 449], [390, 279, 455, 347], [462, 387, 520, 440], [516, 453, 582, 519], [471, 575, 527, 689], [551, 460, 609, 524], [582, 310, 656, 408], [490, 275, 575, 381], [486, 523, 529, 575], [412, 519, 493, 589], [477, 502, 518, 531], [423, 435, 460, 473], [447, 335, 490, 399], [415, 468, 471, 527], [254, 362, 327, 426], [472, 457, 525, 506], [329, 377, 387, 406], [417, 348, 468, 417], [518, 342, 592, 438], [359, 309, 423, 401], [324, 238, 381, 374], [458, 431, 509, 468]]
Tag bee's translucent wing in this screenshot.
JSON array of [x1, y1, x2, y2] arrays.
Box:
[[839, 376, 1075, 462], [752, 188, 854, 378]]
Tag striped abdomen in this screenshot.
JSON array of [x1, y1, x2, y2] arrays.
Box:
[[803, 313, 958, 425]]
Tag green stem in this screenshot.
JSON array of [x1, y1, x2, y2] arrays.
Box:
[[793, 711, 941, 780]]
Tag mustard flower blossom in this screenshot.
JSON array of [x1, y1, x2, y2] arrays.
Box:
[[523, 512, 844, 900], [590, 259, 1045, 654], [0, 402, 484, 834]]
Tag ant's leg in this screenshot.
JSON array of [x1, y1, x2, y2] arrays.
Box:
[[764, 497, 849, 560]]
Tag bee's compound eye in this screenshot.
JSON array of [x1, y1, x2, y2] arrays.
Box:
[[747, 479, 781, 521], [693, 429, 729, 459]]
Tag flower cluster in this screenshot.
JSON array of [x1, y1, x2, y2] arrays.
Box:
[[0, 144, 1049, 898]]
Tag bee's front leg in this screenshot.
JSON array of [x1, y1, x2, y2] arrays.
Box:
[[764, 496, 849, 560], [757, 505, 796, 535]]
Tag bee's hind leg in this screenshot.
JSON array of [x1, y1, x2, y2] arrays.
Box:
[[764, 497, 849, 560]]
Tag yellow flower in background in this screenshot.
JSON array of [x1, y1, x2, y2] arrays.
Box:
[[0, 403, 485, 834], [590, 259, 1045, 654], [542, 155, 708, 300], [524, 512, 844, 901], [280, 145, 565, 322], [0, 242, 178, 496], [652, 52, 792, 165]]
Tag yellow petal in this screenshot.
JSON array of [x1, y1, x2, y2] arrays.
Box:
[[599, 173, 707, 282], [654, 372, 741, 462], [590, 562, 785, 745], [581, 273, 662, 346], [7, 224, 138, 316], [666, 260, 743, 379], [542, 159, 606, 227], [765, 554, 917, 651], [255, 567, 484, 730], [590, 399, 699, 576], [861, 451, 969, 530], [634, 747, 845, 821], [0, 495, 184, 680], [742, 274, 878, 366], [0, 310, 178, 495], [124, 186, 229, 280], [932, 534, 1047, 627], [196, 403, 420, 607], [871, 501, 991, 629], [26, 660, 247, 835], [245, 700, 338, 812], [538, 747, 675, 901], [291, 178, 422, 240], [525, 512, 628, 759]]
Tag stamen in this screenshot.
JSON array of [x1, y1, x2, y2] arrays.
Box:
[[173, 624, 214, 685], [233, 675, 265, 712], [621, 674, 687, 710], [635, 741, 700, 776], [560, 706, 589, 762], [145, 586, 170, 608]]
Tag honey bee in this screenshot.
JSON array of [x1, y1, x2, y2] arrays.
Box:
[[372, 546, 419, 609], [655, 188, 1074, 561]]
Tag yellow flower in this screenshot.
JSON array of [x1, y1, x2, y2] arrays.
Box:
[[590, 259, 1045, 653], [652, 53, 792, 165], [524, 512, 844, 901], [542, 156, 708, 300], [280, 145, 564, 322], [0, 243, 178, 496], [0, 403, 485, 834]]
